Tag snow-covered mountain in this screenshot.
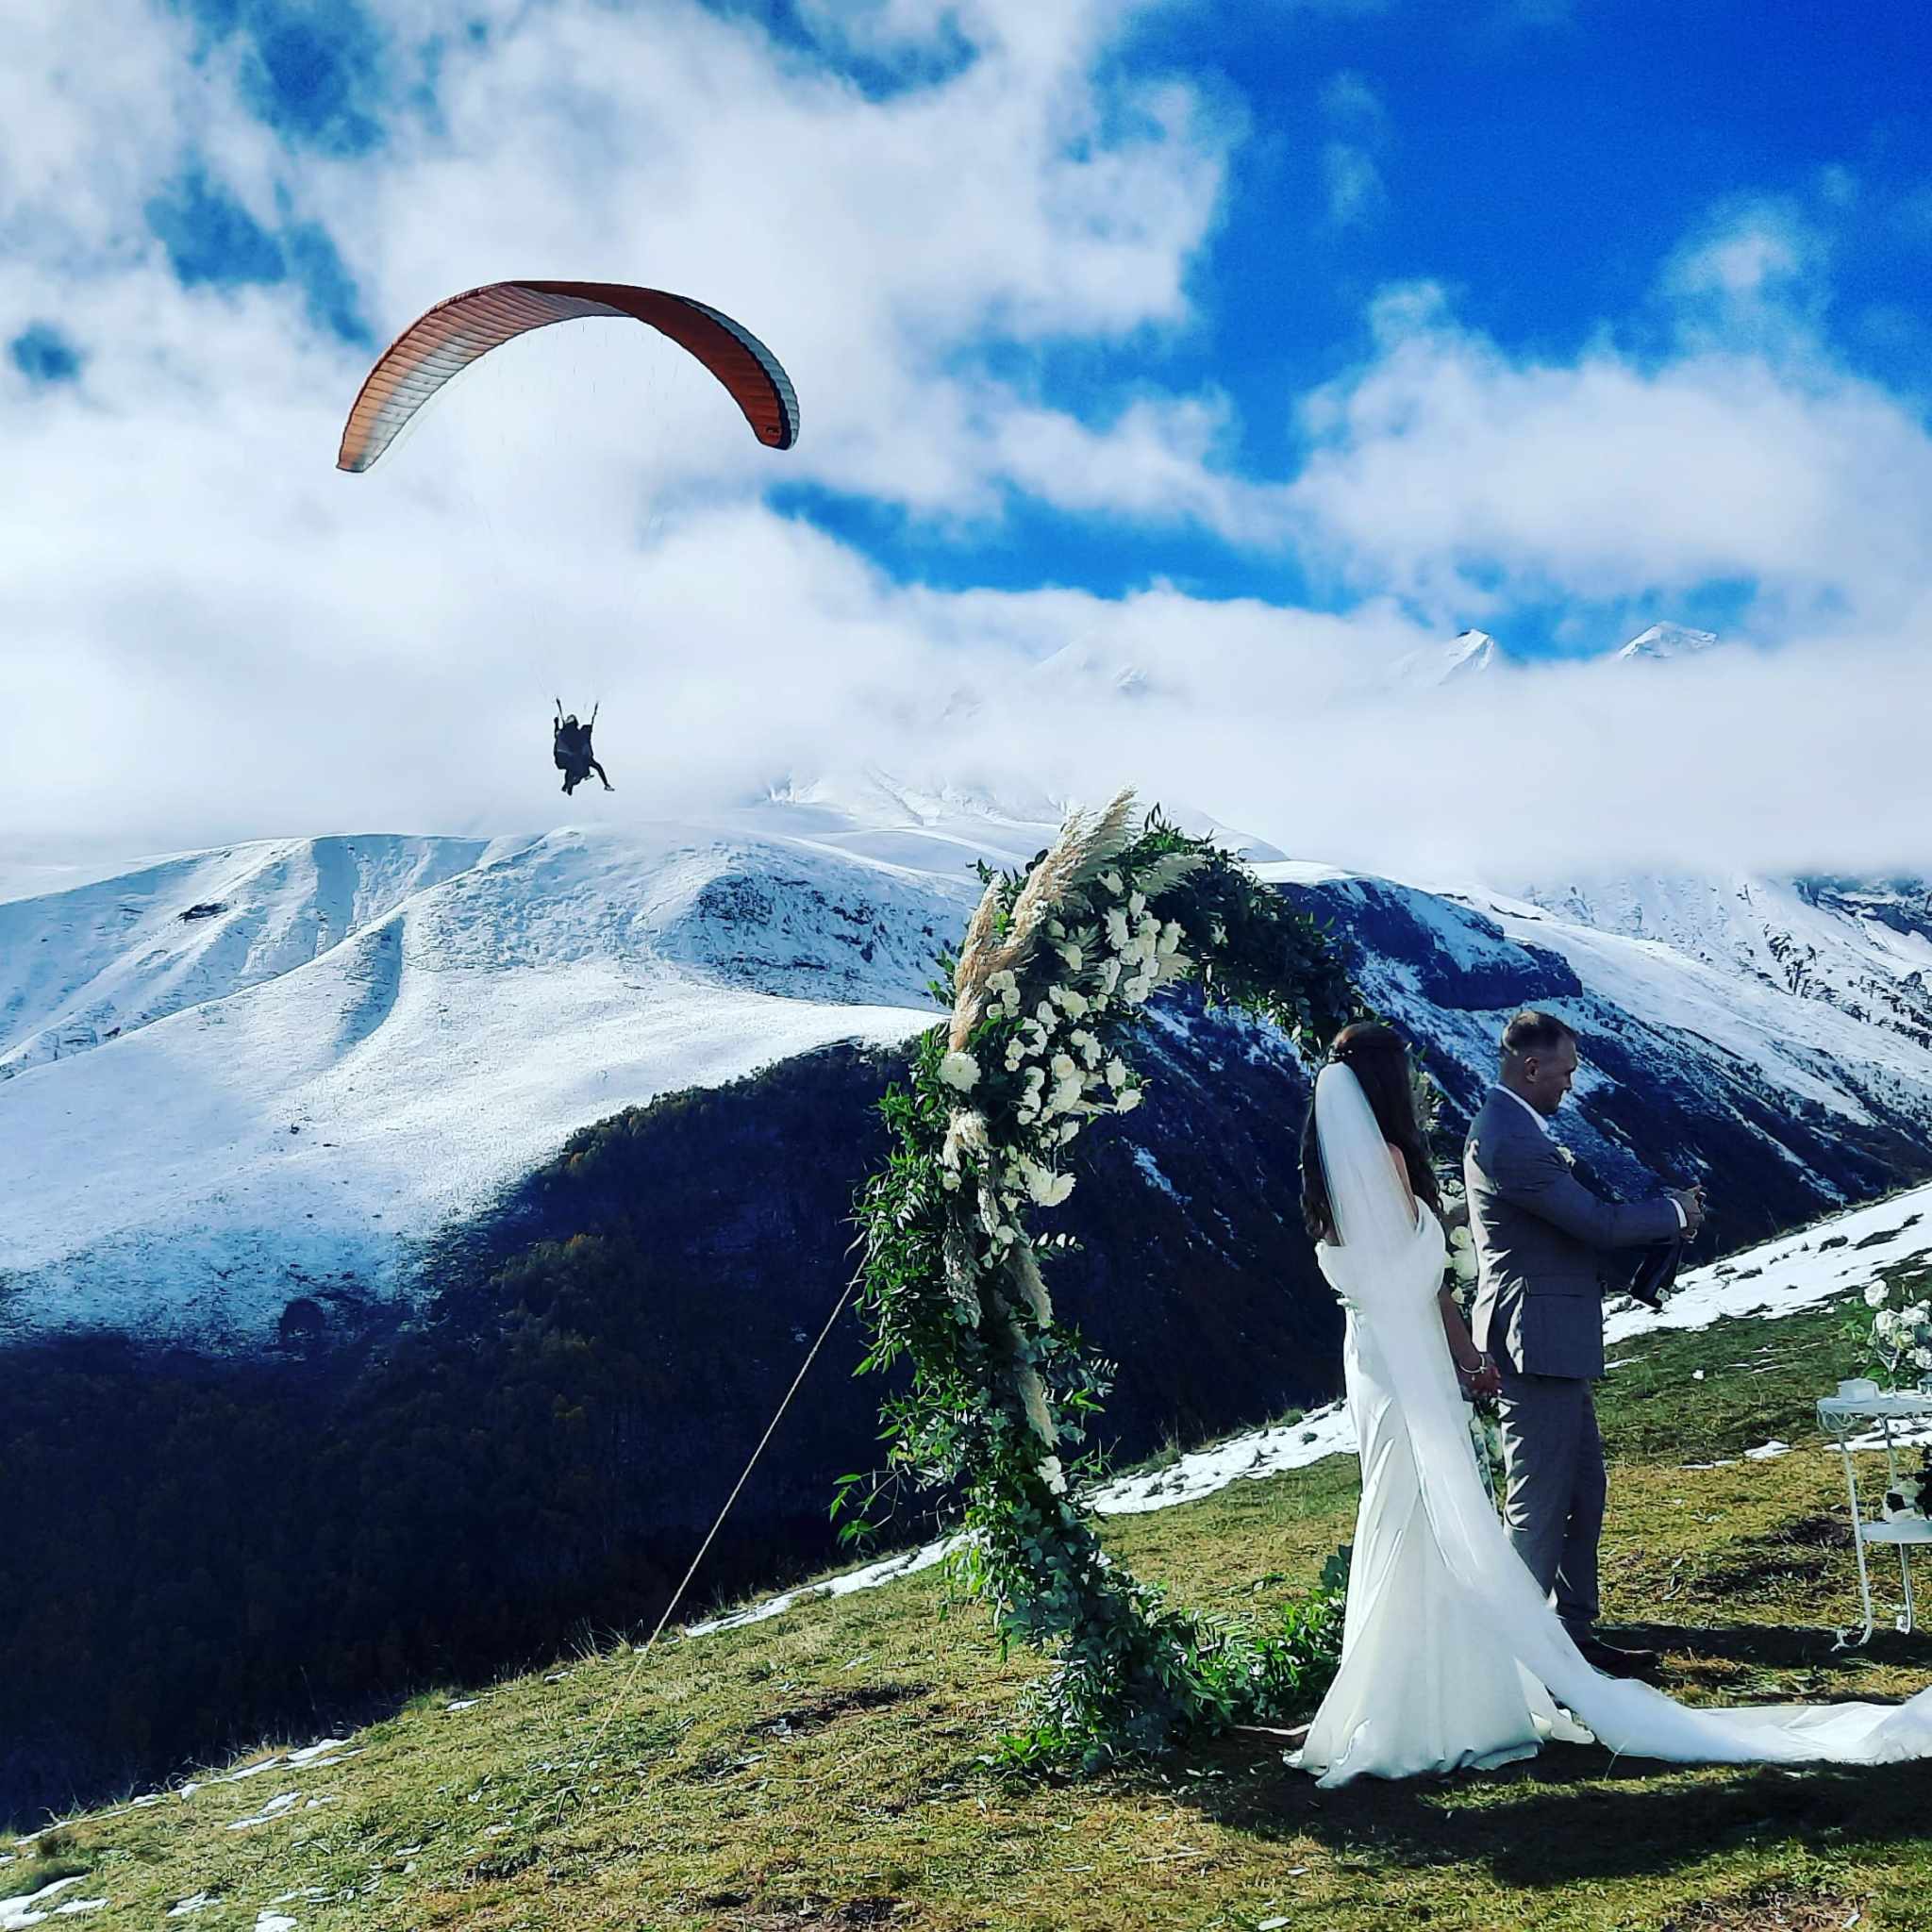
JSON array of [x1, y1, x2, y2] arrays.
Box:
[[0, 811, 984, 1352], [0, 835, 492, 1081], [1615, 621, 1721, 664], [6, 787, 1931, 1359], [1510, 872, 1932, 1054], [1271, 866, 1932, 1234], [1398, 619, 1727, 690], [1396, 627, 1507, 688]]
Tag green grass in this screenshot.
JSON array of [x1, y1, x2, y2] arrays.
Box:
[[14, 1288, 1932, 1931]]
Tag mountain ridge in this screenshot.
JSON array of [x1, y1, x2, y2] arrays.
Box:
[[6, 795, 1932, 1357]]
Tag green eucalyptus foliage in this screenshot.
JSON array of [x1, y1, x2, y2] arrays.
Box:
[[850, 799, 1359, 1767]]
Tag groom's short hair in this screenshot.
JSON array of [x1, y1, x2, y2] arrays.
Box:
[[1501, 1009, 1576, 1063]]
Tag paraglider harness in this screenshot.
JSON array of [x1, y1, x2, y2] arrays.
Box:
[[553, 699, 610, 796]]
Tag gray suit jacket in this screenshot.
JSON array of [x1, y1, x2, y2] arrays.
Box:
[[1464, 1088, 1681, 1380]]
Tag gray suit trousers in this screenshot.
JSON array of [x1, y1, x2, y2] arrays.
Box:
[[1494, 1357, 1606, 1638]]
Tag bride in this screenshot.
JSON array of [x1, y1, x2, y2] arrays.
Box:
[[1291, 1022, 1932, 1786]]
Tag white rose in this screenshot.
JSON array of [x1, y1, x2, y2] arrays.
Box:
[[1056, 943, 1084, 974], [1051, 986, 1091, 1019], [1105, 908, 1130, 950], [1115, 1089, 1142, 1112], [1098, 958, 1123, 996], [1058, 1120, 1080, 1144], [1129, 891, 1146, 916], [1106, 1057, 1128, 1091], [1867, 1284, 1890, 1308], [1071, 1029, 1100, 1066], [1039, 1455, 1068, 1496], [938, 1050, 980, 1092], [1051, 1052, 1077, 1081]]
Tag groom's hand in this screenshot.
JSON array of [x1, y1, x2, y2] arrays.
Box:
[[1672, 1186, 1707, 1235]]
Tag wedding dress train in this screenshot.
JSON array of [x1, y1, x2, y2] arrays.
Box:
[[1292, 1062, 1932, 1787]]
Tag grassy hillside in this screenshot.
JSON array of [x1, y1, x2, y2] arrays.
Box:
[[12, 1270, 1932, 1931]]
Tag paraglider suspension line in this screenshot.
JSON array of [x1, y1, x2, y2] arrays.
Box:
[[590, 1268, 860, 1744]]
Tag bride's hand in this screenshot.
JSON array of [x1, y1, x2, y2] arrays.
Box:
[[1457, 1353, 1502, 1399]]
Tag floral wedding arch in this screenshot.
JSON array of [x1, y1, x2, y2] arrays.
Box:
[[849, 792, 1364, 1764]]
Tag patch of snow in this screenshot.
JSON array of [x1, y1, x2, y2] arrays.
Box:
[[226, 1792, 300, 1831], [283, 1739, 349, 1765], [1089, 1402, 1357, 1516], [1130, 1145, 1183, 1204], [1, 1878, 86, 1929], [165, 1896, 212, 1918], [688, 1537, 953, 1636], [1607, 1185, 1932, 1345]]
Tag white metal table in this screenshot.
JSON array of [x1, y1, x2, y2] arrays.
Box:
[[1816, 1391, 1932, 1644]]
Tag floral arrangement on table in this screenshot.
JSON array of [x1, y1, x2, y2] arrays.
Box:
[[847, 790, 1361, 1767], [1861, 1279, 1932, 1391]]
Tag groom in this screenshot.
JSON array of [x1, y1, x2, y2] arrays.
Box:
[[1465, 1010, 1706, 1677]]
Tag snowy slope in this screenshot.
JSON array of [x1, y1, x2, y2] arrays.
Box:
[[0, 816, 981, 1351], [0, 836, 491, 1080], [1266, 863, 1932, 1125], [1511, 872, 1932, 1053]]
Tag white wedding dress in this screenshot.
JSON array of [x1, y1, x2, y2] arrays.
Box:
[[1292, 1061, 1932, 1787]]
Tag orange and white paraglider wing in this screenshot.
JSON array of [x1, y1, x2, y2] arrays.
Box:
[[336, 279, 800, 472]]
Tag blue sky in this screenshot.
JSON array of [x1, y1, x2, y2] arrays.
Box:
[[102, 1, 1932, 641], [6, 0, 1932, 867]]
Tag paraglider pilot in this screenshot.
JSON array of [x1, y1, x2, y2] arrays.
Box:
[[553, 700, 614, 795]]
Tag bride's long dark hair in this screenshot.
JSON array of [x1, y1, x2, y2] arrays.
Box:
[[1300, 1022, 1441, 1241]]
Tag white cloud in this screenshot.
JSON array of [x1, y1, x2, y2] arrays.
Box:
[[1322, 142, 1385, 227], [1319, 71, 1383, 129], [1286, 274, 1932, 632], [1318, 71, 1386, 226], [4, 8, 1931, 891]]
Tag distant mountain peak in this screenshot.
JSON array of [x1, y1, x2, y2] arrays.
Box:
[[1445, 628, 1503, 677], [1031, 636, 1155, 700], [1616, 623, 1720, 664], [1398, 628, 1509, 691]]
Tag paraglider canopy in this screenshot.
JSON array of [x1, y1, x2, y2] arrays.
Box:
[[337, 279, 800, 472]]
